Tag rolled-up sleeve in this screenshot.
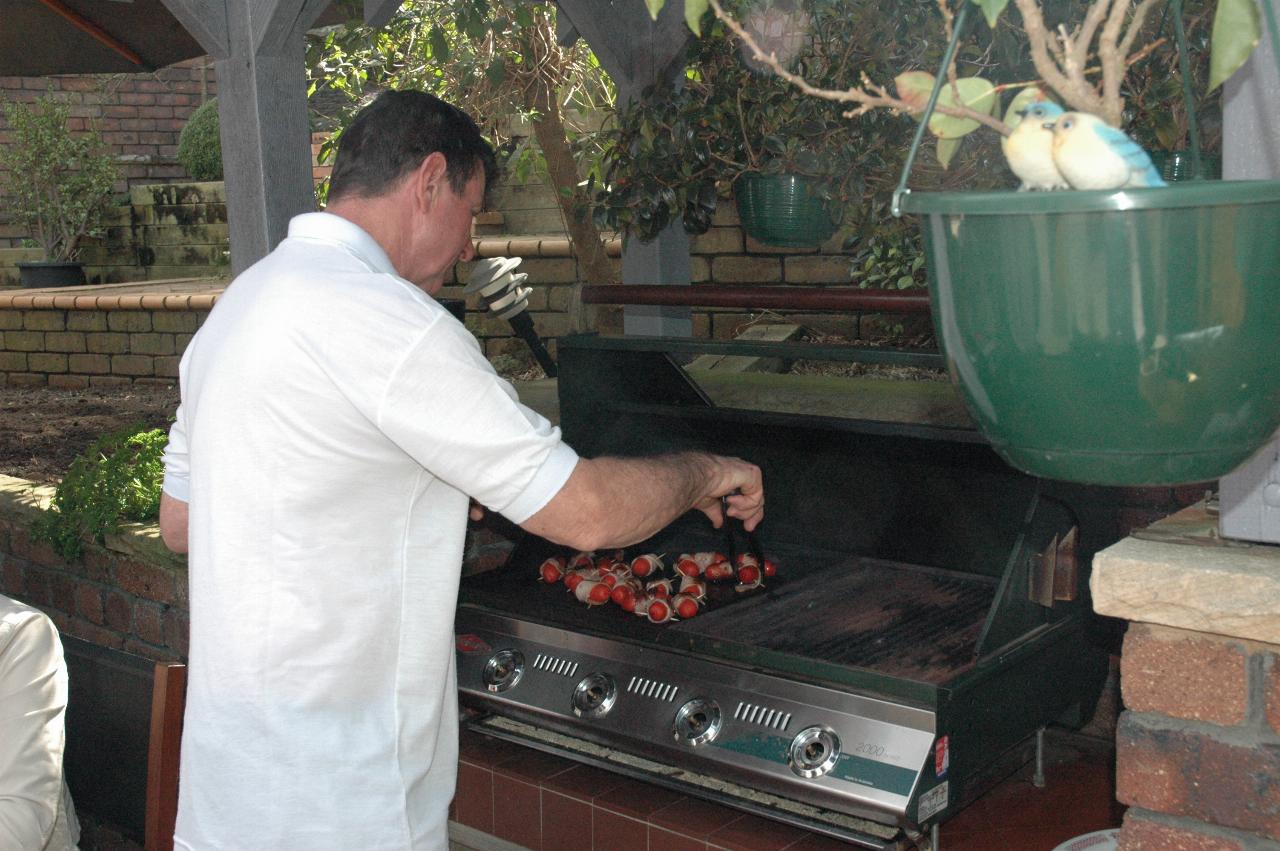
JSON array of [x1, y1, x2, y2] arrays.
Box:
[[375, 320, 578, 524], [162, 402, 191, 503]]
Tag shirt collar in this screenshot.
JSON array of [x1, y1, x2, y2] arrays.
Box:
[[287, 212, 398, 277]]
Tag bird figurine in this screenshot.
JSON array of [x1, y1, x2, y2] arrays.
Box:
[[1002, 100, 1068, 191], [1049, 111, 1167, 190]]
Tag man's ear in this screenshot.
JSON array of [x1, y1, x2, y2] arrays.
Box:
[[412, 152, 449, 212]]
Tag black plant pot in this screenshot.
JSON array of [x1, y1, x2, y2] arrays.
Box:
[[17, 261, 87, 289]]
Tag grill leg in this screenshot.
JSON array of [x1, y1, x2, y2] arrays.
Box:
[[1032, 726, 1046, 788], [931, 822, 940, 850]]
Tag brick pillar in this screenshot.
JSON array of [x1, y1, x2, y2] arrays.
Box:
[[1114, 624, 1280, 850], [1092, 503, 1280, 851]]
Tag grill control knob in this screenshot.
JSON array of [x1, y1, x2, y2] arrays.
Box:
[[482, 649, 525, 693], [571, 673, 617, 719], [672, 698, 722, 747], [788, 726, 841, 778]]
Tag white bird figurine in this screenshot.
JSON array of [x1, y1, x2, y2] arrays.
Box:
[[1049, 111, 1167, 190], [1002, 100, 1068, 191]]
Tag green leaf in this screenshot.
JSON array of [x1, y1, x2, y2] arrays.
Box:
[[928, 77, 996, 139], [427, 25, 449, 61], [685, 0, 709, 35], [971, 0, 1010, 30], [645, 0, 666, 21], [936, 136, 960, 169], [1209, 0, 1260, 91], [485, 57, 506, 85], [894, 71, 936, 112]]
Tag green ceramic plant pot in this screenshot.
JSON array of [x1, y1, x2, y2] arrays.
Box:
[[900, 181, 1280, 485], [735, 172, 837, 248]]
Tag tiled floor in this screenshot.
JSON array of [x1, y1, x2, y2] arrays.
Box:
[[449, 726, 1122, 851]]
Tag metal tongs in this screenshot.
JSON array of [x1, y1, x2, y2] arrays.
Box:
[[719, 494, 766, 569]]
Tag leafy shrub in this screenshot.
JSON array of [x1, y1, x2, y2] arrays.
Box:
[[177, 98, 223, 181], [0, 95, 120, 262], [32, 426, 169, 561]]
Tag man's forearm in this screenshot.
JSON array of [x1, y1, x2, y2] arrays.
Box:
[[159, 492, 189, 554], [520, 451, 763, 552]]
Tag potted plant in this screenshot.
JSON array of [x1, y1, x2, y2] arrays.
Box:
[[594, 0, 967, 247], [640, 0, 1279, 487], [0, 95, 121, 288]]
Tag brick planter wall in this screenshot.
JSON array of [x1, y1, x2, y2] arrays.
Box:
[[1115, 624, 1280, 850]]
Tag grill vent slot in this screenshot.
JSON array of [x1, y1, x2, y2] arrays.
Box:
[[626, 676, 679, 702], [734, 701, 792, 731], [533, 653, 579, 677]]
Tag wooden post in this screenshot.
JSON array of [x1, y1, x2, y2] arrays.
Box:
[[556, 0, 694, 336], [161, 0, 406, 275]]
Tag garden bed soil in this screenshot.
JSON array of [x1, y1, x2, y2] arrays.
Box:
[[1, 386, 180, 483]]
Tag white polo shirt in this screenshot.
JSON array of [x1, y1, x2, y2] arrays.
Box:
[[163, 212, 577, 851]]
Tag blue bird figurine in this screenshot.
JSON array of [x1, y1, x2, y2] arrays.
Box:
[[1049, 111, 1166, 190], [1002, 100, 1068, 191]]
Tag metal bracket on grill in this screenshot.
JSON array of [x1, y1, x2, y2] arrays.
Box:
[[1028, 527, 1079, 607]]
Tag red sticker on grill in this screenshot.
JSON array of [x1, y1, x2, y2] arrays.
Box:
[[935, 735, 950, 778], [456, 634, 491, 654]]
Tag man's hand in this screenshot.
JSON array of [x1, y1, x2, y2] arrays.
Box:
[[692, 456, 764, 531]]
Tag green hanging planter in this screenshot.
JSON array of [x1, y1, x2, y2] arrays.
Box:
[[735, 172, 837, 248], [900, 182, 1280, 486]]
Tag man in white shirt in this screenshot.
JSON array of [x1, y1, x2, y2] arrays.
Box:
[[0, 593, 81, 851], [158, 91, 763, 850]]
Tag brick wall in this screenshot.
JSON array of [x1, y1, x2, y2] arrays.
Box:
[[0, 306, 204, 389], [1115, 623, 1280, 850], [0, 59, 218, 248]]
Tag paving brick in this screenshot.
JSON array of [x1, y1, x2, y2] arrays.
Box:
[[103, 591, 133, 632], [107, 312, 152, 332], [111, 355, 154, 376], [711, 256, 782, 284], [47, 375, 90, 390], [128, 332, 175, 356], [0, 352, 27, 371], [28, 353, 68, 373], [4, 330, 44, 351], [75, 583, 104, 625], [152, 311, 202, 333], [784, 255, 854, 283], [23, 311, 66, 331], [86, 332, 130, 354], [5, 373, 47, 387], [134, 602, 165, 645], [1265, 653, 1280, 736], [1117, 712, 1280, 838], [44, 331, 87, 353], [68, 353, 111, 375], [1121, 624, 1248, 725], [690, 227, 743, 255], [112, 558, 177, 605], [518, 257, 577, 284], [0, 311, 22, 330], [1117, 811, 1246, 851]]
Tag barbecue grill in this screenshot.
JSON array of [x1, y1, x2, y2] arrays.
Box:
[[456, 332, 1111, 849]]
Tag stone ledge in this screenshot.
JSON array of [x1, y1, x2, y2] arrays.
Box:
[[1091, 503, 1280, 644], [0, 473, 186, 572]]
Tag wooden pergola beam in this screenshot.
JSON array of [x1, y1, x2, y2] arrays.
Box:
[[39, 0, 145, 66]]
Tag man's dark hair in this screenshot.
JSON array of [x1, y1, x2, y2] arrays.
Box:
[[327, 91, 498, 202]]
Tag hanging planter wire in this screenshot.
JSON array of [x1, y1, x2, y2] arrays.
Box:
[[893, 0, 1280, 486]]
